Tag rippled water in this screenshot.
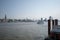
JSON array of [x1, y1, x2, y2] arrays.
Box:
[[0, 22, 48, 40]]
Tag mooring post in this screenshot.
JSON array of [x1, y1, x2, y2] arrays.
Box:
[[52, 20, 54, 26], [55, 19, 58, 26], [48, 20, 51, 36], [52, 20, 54, 28], [47, 19, 58, 40]]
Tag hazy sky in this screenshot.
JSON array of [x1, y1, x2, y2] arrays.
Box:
[[0, 0, 60, 19]]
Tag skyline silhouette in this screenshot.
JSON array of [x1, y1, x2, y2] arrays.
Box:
[[0, 0, 60, 19]]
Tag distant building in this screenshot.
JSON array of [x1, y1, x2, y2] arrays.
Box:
[[0, 19, 1, 22], [41, 18, 43, 21], [49, 16, 53, 20], [5, 14, 7, 22], [0, 19, 4, 22], [44, 18, 47, 21]]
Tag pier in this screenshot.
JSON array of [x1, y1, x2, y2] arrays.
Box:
[[45, 19, 60, 40]]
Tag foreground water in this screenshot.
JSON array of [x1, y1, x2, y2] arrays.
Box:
[[0, 22, 48, 40]]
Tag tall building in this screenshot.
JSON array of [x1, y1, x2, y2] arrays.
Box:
[[5, 14, 7, 22], [41, 18, 43, 21]]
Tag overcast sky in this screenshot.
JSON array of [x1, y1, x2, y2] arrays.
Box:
[[0, 0, 60, 19]]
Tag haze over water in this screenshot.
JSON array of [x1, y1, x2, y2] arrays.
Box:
[[0, 0, 60, 40], [0, 22, 48, 40]]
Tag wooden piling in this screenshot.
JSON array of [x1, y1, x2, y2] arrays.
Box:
[[52, 20, 54, 26], [48, 20, 51, 35], [48, 19, 55, 36], [46, 19, 58, 40], [55, 19, 58, 26], [52, 20, 54, 29]]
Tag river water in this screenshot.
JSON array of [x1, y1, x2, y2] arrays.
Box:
[[0, 22, 48, 40]]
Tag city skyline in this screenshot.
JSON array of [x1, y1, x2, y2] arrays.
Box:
[[0, 0, 60, 20]]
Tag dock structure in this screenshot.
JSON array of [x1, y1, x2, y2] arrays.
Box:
[[45, 19, 60, 40]]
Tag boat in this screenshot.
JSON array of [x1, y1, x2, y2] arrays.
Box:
[[37, 18, 44, 24]]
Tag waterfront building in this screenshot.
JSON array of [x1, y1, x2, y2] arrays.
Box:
[[49, 16, 53, 20], [4, 14, 7, 22]]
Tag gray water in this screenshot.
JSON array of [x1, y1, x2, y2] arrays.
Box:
[[0, 22, 48, 40]]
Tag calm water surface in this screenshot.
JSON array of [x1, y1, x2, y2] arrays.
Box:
[[0, 22, 48, 40]]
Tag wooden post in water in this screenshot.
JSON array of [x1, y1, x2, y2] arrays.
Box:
[[55, 19, 58, 26], [48, 20, 51, 36], [47, 19, 58, 40], [52, 20, 54, 28], [48, 19, 54, 36]]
